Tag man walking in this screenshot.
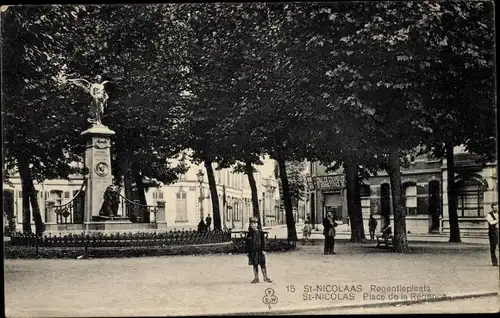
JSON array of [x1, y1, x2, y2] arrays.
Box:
[[486, 203, 498, 266]]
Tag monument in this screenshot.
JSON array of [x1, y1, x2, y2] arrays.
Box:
[[68, 76, 132, 232]]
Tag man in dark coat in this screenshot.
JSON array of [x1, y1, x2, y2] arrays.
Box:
[[368, 214, 378, 240], [322, 211, 337, 255], [205, 214, 212, 231], [486, 203, 499, 266]]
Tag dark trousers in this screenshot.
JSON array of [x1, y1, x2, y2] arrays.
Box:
[[369, 230, 375, 240], [324, 235, 335, 254], [489, 231, 498, 265]]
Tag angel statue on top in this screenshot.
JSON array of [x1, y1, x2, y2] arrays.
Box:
[[67, 75, 112, 126]]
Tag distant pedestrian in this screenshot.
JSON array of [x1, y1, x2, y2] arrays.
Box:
[[302, 220, 312, 243], [205, 214, 212, 231], [322, 212, 337, 255], [245, 217, 272, 283], [486, 203, 499, 266], [368, 214, 378, 240], [197, 218, 206, 232]]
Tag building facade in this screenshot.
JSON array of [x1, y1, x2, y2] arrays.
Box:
[[307, 147, 498, 235], [3, 158, 282, 233], [145, 158, 281, 231], [3, 166, 87, 233]]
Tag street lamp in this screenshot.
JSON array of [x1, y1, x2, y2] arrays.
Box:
[[196, 169, 205, 230], [263, 178, 277, 226]]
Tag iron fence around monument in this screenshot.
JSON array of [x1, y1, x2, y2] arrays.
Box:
[[54, 179, 87, 224], [119, 194, 158, 223]]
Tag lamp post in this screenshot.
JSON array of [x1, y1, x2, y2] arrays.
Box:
[[196, 169, 205, 231], [264, 178, 277, 226]]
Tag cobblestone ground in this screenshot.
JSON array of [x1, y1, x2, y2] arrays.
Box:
[[4, 242, 499, 317]]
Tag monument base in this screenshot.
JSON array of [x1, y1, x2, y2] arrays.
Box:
[[84, 220, 161, 232], [44, 220, 166, 235], [156, 221, 168, 230], [91, 215, 130, 222]]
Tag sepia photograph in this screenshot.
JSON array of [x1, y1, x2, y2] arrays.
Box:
[[2, 1, 498, 316]]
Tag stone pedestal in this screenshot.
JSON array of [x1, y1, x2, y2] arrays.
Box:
[[81, 125, 115, 225]]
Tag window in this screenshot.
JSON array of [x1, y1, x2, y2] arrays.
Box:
[[428, 180, 441, 231], [403, 183, 417, 215], [226, 198, 231, 221], [380, 183, 391, 216], [50, 190, 63, 206], [175, 190, 188, 222], [72, 190, 85, 224], [234, 202, 239, 221], [361, 184, 371, 215], [458, 179, 484, 217]]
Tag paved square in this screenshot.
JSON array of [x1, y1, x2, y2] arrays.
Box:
[[4, 241, 499, 316]]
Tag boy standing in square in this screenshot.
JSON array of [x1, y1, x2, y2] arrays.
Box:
[[246, 217, 272, 283]]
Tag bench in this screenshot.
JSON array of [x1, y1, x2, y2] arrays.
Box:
[[376, 234, 393, 247]]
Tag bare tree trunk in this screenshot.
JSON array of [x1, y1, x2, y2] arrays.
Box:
[[446, 142, 461, 242], [204, 159, 222, 230], [277, 157, 298, 241], [345, 162, 365, 242], [245, 160, 261, 229], [386, 146, 409, 253], [21, 181, 32, 233], [18, 157, 44, 235]]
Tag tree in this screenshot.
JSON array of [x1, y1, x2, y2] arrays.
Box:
[[285, 161, 306, 211], [2, 5, 88, 234], [303, 1, 495, 250], [408, 1, 495, 242], [59, 4, 192, 221], [183, 3, 275, 229], [300, 2, 447, 251]]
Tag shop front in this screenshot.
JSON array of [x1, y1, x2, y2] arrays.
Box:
[[307, 174, 347, 228]]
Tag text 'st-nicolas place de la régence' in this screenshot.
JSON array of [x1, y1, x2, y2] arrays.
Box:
[[2, 2, 499, 317]]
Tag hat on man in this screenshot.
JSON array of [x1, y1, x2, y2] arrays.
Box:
[[249, 216, 259, 223]]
